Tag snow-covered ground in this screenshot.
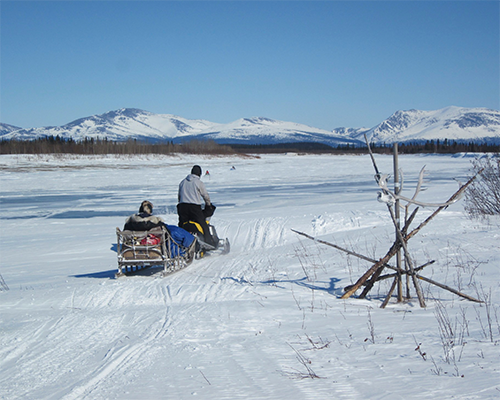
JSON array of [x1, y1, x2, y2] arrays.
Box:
[[0, 153, 499, 399]]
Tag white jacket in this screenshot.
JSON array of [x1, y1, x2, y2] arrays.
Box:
[[178, 174, 211, 205]]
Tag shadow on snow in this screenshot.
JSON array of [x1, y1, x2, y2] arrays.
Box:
[[222, 276, 345, 297]]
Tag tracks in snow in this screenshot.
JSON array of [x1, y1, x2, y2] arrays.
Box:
[[223, 216, 290, 251], [1, 216, 298, 399]]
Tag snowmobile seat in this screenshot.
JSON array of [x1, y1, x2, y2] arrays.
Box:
[[115, 226, 196, 277]]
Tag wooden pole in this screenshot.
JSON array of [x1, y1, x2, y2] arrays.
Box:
[[393, 143, 403, 302], [291, 229, 395, 268], [388, 206, 426, 307], [405, 170, 483, 242], [415, 274, 482, 303], [381, 277, 398, 309]]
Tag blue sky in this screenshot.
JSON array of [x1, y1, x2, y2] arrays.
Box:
[[1, 1, 499, 130]]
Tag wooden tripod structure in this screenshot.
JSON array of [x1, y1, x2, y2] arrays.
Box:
[[294, 139, 483, 308]]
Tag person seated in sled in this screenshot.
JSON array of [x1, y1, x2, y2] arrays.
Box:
[[124, 200, 195, 256], [177, 165, 216, 246], [124, 200, 164, 231]]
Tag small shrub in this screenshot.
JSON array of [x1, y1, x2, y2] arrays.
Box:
[[464, 155, 500, 219]]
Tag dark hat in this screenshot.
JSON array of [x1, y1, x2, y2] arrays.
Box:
[[191, 165, 202, 177], [139, 200, 153, 215]]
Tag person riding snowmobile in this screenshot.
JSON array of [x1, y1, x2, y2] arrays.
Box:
[[177, 165, 215, 246]]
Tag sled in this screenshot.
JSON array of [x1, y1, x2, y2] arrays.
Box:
[[115, 226, 196, 278]]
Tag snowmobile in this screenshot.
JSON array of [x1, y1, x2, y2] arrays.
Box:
[[180, 205, 230, 258]]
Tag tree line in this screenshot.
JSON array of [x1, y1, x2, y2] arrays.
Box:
[[342, 139, 499, 154], [231, 140, 500, 154], [384, 139, 500, 154], [0, 136, 235, 155], [0, 135, 499, 155]]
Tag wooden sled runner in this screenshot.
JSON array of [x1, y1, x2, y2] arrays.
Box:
[[115, 226, 196, 278]]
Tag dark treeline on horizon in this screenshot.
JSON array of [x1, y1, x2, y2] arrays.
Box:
[[0, 136, 235, 155], [227, 139, 500, 154], [1, 135, 499, 155]]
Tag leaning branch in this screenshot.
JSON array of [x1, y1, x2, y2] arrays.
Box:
[[291, 229, 394, 268], [405, 169, 484, 242]]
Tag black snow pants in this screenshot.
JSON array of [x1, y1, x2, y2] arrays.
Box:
[[177, 203, 214, 246]]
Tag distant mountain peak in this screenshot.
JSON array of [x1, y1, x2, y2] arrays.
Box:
[[0, 123, 22, 136]]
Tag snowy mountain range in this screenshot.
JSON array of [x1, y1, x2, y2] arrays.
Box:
[[1, 106, 499, 146], [0, 109, 360, 147], [343, 106, 500, 145]]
